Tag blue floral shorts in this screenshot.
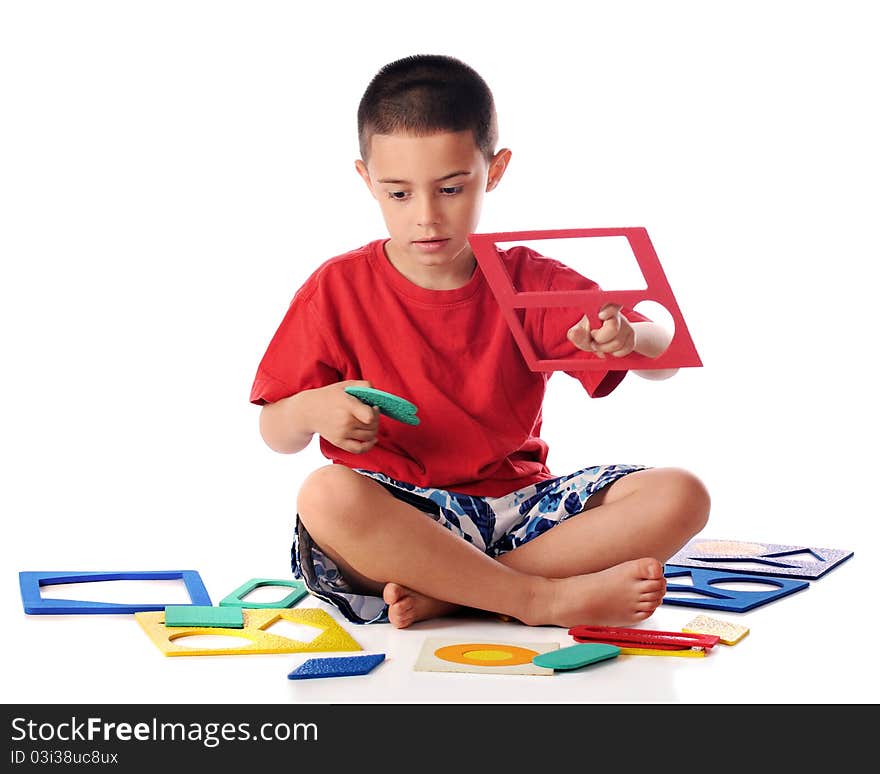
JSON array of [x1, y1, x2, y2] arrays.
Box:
[[291, 463, 648, 624]]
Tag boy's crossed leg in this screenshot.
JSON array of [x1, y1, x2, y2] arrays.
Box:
[[296, 464, 709, 629]]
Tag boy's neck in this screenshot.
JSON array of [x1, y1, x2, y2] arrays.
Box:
[[383, 240, 477, 290]]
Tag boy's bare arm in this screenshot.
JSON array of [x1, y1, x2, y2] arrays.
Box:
[[631, 321, 678, 380], [259, 381, 380, 454]]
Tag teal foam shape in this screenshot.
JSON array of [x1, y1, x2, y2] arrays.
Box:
[[344, 386, 420, 425], [532, 643, 620, 671], [219, 578, 308, 609], [164, 605, 244, 628]]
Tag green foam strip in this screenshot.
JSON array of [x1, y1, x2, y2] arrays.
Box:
[[164, 605, 244, 628]]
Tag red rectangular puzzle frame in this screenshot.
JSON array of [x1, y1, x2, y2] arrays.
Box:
[[467, 227, 702, 371]]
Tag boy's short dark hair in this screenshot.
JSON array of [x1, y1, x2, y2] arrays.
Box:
[[357, 54, 498, 162]]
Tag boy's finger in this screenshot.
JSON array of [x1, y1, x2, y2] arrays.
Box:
[[363, 405, 382, 428], [348, 426, 378, 441], [591, 317, 620, 344], [567, 325, 591, 350], [566, 314, 588, 331], [588, 338, 607, 358], [598, 303, 621, 320], [346, 437, 378, 454], [350, 399, 378, 425], [594, 338, 625, 354]]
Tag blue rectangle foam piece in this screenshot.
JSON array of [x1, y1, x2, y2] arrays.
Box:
[[19, 571, 212, 614], [662, 565, 809, 612], [287, 654, 386, 680]]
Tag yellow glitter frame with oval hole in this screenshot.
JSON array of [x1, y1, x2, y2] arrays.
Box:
[[135, 607, 361, 656]]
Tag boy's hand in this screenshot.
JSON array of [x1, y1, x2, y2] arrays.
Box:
[[307, 380, 381, 454], [566, 303, 636, 359]]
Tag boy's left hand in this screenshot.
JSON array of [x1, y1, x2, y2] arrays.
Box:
[[566, 303, 635, 359]]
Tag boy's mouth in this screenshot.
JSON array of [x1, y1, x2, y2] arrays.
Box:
[[412, 238, 450, 253]]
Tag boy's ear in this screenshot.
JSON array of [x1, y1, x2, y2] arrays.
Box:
[[486, 148, 512, 192], [354, 159, 375, 196]]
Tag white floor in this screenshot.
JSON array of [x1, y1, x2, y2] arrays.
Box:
[[3, 541, 871, 705], [2, 1, 878, 707]]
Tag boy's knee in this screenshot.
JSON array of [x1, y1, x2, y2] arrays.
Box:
[[661, 467, 711, 533], [297, 465, 367, 533]]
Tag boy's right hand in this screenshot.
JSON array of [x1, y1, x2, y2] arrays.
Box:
[[305, 380, 381, 454]]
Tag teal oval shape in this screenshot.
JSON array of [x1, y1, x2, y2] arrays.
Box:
[[532, 643, 620, 671]]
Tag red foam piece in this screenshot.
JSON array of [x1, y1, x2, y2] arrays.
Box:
[[568, 625, 719, 650], [468, 227, 702, 371]]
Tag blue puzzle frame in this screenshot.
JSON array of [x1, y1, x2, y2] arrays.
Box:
[[662, 566, 809, 612], [19, 570, 212, 614], [665, 539, 853, 580]]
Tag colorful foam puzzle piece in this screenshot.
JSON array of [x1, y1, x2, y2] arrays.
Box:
[[344, 386, 420, 425], [219, 578, 308, 609], [287, 654, 386, 680], [532, 643, 620, 671], [164, 605, 244, 628], [618, 646, 707, 658], [569, 624, 719, 651], [662, 566, 809, 613], [414, 637, 559, 676], [666, 538, 853, 580], [468, 227, 702, 372], [136, 607, 362, 656], [682, 614, 749, 645], [19, 570, 211, 615]]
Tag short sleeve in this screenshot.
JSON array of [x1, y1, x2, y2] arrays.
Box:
[[538, 262, 650, 398], [249, 287, 341, 405]]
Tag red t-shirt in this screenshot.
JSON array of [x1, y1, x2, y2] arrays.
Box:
[[250, 239, 645, 497]]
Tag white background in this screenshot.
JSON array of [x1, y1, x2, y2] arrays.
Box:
[[1, 0, 877, 705]]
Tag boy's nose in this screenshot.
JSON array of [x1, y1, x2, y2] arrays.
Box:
[[416, 199, 441, 227]]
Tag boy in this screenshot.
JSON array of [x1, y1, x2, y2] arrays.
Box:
[[251, 54, 710, 629]]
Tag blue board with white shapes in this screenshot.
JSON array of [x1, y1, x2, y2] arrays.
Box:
[[666, 538, 853, 580], [662, 565, 809, 612]]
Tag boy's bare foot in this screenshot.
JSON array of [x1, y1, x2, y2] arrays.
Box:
[[382, 558, 666, 630], [528, 557, 667, 628], [383, 583, 459, 629]]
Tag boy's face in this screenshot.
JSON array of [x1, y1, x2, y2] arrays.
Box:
[[355, 130, 510, 282]]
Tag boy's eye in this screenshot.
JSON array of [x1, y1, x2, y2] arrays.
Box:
[[387, 191, 410, 200], [440, 185, 463, 195]]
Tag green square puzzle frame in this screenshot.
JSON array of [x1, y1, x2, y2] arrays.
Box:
[[219, 578, 308, 609]]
